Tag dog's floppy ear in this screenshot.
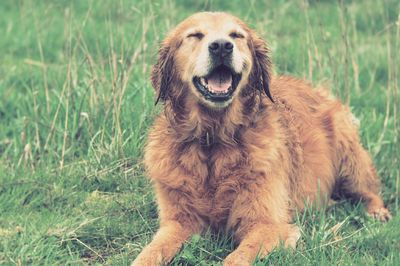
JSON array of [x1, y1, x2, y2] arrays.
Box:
[[248, 32, 274, 102], [151, 39, 176, 105]]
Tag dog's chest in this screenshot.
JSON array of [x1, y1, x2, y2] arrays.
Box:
[[179, 143, 251, 226]]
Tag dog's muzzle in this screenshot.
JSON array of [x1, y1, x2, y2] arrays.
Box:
[[193, 65, 242, 103]]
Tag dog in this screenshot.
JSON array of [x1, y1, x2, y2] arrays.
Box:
[[132, 12, 391, 266]]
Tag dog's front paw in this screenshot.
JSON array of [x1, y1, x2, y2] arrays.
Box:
[[284, 225, 301, 249], [368, 207, 392, 222], [223, 251, 251, 266], [131, 247, 163, 266]]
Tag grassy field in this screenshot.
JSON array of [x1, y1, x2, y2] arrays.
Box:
[[0, 0, 399, 265]]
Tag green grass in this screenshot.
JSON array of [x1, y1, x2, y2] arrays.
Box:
[[0, 0, 399, 265]]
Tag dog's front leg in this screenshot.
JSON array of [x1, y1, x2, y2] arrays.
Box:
[[132, 182, 203, 266], [223, 177, 300, 266], [131, 220, 194, 266], [223, 223, 300, 266]]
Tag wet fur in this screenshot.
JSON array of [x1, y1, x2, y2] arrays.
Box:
[[133, 12, 391, 266]]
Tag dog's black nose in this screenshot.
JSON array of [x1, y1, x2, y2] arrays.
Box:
[[209, 39, 233, 57]]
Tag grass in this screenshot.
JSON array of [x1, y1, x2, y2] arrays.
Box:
[[0, 0, 399, 265]]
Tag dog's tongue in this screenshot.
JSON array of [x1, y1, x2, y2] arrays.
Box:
[[207, 70, 232, 93]]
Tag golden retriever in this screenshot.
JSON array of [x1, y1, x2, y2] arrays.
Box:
[[132, 12, 391, 266]]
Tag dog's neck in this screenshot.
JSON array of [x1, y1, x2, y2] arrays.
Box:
[[164, 92, 264, 148]]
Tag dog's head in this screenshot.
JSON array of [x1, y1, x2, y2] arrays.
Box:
[[152, 12, 273, 109]]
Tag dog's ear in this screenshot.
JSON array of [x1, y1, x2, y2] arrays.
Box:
[[248, 32, 274, 102], [151, 40, 176, 105]]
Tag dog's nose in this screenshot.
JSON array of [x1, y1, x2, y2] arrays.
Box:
[[208, 39, 233, 57]]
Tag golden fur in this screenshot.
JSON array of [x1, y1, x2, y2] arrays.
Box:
[[132, 12, 391, 266]]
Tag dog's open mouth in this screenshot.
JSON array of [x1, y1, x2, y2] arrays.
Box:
[[193, 65, 242, 102]]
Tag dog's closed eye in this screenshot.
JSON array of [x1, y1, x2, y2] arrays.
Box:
[[229, 32, 244, 39], [187, 32, 204, 40]]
